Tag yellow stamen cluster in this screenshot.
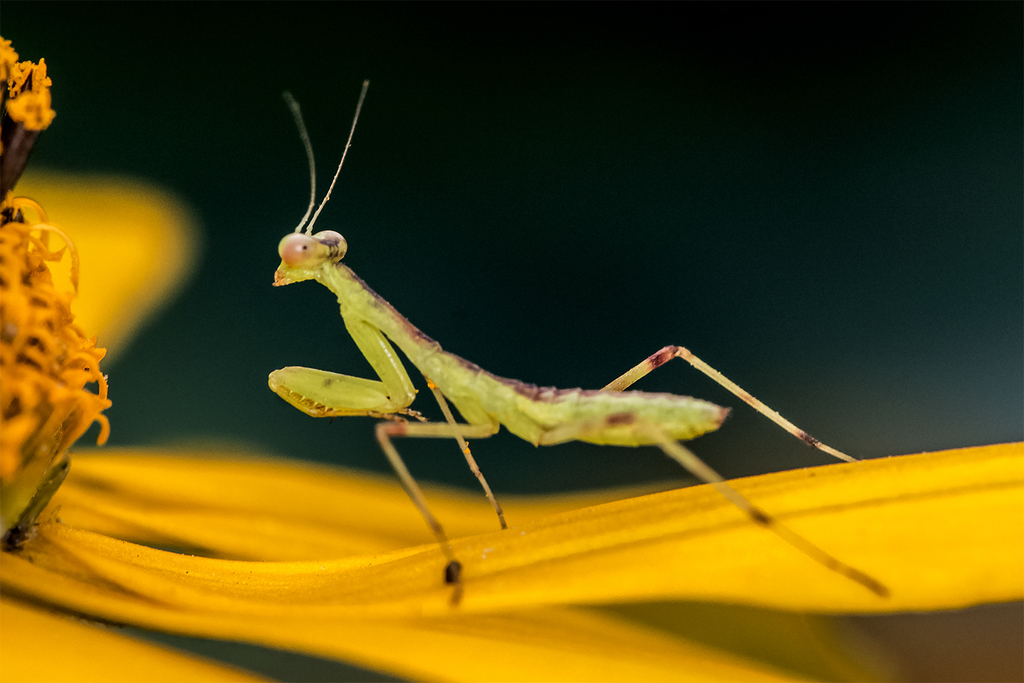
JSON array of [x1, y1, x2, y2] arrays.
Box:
[[1, 38, 55, 133], [0, 197, 110, 538]]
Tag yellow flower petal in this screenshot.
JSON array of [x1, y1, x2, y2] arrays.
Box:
[[1, 598, 267, 682], [601, 601, 893, 682], [53, 447, 664, 560], [0, 444, 1016, 613], [12, 172, 199, 359], [0, 568, 803, 683], [3, 443, 1014, 680]]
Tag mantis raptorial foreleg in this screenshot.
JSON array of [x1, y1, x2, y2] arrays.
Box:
[[270, 316, 418, 418], [603, 345, 856, 463]]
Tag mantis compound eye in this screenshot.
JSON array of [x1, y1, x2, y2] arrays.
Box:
[[278, 233, 319, 267], [311, 230, 348, 261], [278, 231, 347, 267]]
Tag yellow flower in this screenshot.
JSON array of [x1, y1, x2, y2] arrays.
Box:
[[0, 194, 111, 545], [1, 37, 1021, 682], [0, 40, 109, 546], [3, 53, 55, 131]]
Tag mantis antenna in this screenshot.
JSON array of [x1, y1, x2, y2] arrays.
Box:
[[288, 80, 371, 236], [282, 91, 317, 234]]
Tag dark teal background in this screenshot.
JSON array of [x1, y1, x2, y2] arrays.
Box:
[[6, 5, 1021, 491], [4, 4, 1023, 681]]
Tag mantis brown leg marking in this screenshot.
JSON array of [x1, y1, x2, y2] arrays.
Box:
[[445, 560, 462, 588], [426, 378, 507, 530], [445, 560, 464, 606], [604, 346, 857, 463]]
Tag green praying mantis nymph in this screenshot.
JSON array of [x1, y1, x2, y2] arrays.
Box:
[[269, 81, 888, 599]]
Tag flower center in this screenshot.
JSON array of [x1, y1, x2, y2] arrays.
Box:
[[0, 197, 111, 545]]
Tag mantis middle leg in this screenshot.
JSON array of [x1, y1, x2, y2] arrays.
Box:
[[425, 379, 507, 530], [375, 416, 500, 563]]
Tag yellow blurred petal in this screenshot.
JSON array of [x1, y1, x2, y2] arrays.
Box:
[[1, 571, 799, 683], [0, 598, 267, 682], [13, 171, 200, 359], [2, 535, 804, 680], [602, 601, 894, 682]]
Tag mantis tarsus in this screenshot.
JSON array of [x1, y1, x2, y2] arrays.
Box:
[[269, 81, 888, 600]]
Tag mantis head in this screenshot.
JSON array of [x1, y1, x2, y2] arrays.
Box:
[[275, 82, 369, 287], [273, 230, 347, 286]]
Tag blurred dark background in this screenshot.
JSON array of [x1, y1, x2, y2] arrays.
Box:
[[5, 4, 1021, 682], [6, 3, 1020, 493]]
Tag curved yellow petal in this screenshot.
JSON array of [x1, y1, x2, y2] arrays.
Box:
[[0, 598, 267, 682], [1, 444, 1017, 617], [1, 570, 802, 683], [13, 171, 200, 359], [4, 444, 1014, 680], [54, 447, 667, 560], [5, 536, 867, 680]]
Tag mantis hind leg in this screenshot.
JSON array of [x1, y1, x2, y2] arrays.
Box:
[[538, 415, 887, 597], [642, 422, 888, 597], [603, 346, 856, 463]]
